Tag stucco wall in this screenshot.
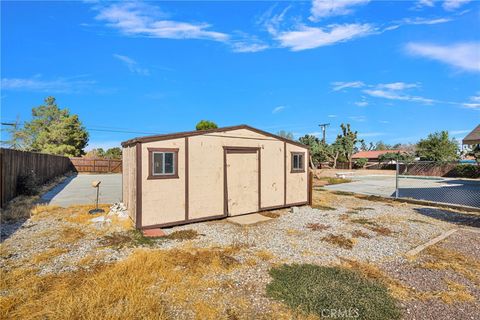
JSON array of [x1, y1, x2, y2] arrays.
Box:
[[125, 128, 309, 228], [122, 144, 137, 222], [140, 138, 186, 226], [286, 144, 308, 204]]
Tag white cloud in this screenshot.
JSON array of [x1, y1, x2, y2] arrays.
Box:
[[349, 115, 367, 122], [377, 82, 419, 90], [332, 81, 365, 91], [406, 42, 480, 72], [443, 0, 471, 11], [96, 2, 228, 42], [415, 0, 435, 8], [113, 54, 149, 75], [450, 129, 471, 135], [379, 120, 390, 124], [310, 0, 370, 21], [272, 106, 286, 114], [462, 94, 480, 109], [1, 75, 96, 93], [231, 41, 269, 53], [363, 89, 435, 104], [328, 114, 337, 118], [355, 101, 368, 107], [402, 17, 452, 25], [276, 23, 374, 51]]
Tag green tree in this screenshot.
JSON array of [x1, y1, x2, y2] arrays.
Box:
[[416, 131, 459, 162], [19, 97, 88, 156], [277, 130, 294, 140], [326, 139, 343, 169], [86, 148, 105, 158], [337, 123, 362, 169], [1, 116, 27, 149], [105, 147, 122, 159], [298, 134, 330, 167], [374, 141, 392, 151], [354, 158, 368, 169], [195, 120, 218, 130]]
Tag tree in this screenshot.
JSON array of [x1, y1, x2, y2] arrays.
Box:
[[277, 130, 294, 140], [468, 145, 480, 164], [18, 97, 88, 157], [196, 120, 218, 130], [416, 131, 459, 162], [85, 148, 105, 158], [326, 139, 343, 169], [1, 116, 27, 149], [374, 141, 392, 151], [298, 134, 329, 168], [337, 123, 362, 169], [354, 158, 368, 169], [105, 147, 122, 159]]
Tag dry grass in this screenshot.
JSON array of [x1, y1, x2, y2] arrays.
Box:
[[420, 246, 480, 284], [321, 234, 356, 249], [366, 225, 394, 236], [255, 250, 275, 261], [311, 204, 335, 211], [350, 217, 378, 226], [0, 175, 69, 223], [31, 248, 68, 264], [260, 211, 281, 219], [165, 229, 199, 241], [0, 247, 248, 319], [286, 229, 303, 236], [305, 223, 330, 231], [352, 207, 374, 211], [100, 232, 133, 248], [60, 226, 86, 244], [351, 229, 372, 239]]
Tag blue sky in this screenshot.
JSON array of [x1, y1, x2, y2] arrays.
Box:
[[1, 0, 479, 150]]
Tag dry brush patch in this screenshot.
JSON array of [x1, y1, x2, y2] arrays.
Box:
[[2, 246, 277, 319], [305, 223, 330, 231], [321, 234, 356, 249]]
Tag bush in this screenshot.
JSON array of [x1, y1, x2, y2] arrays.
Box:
[[266, 264, 401, 320], [16, 170, 39, 196], [354, 158, 368, 169], [446, 164, 480, 178]]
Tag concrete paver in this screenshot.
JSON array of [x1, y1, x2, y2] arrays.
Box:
[[41, 174, 122, 207], [227, 213, 272, 226]]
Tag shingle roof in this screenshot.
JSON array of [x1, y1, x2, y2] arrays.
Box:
[[462, 124, 480, 145], [352, 150, 402, 159]]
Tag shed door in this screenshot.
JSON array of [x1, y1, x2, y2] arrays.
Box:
[[226, 151, 259, 216]]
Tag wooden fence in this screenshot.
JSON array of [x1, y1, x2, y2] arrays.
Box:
[[70, 158, 122, 173], [0, 148, 73, 208]]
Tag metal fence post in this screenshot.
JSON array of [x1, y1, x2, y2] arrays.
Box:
[[395, 160, 399, 198]]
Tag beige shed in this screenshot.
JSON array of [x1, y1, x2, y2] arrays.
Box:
[[121, 125, 311, 229]]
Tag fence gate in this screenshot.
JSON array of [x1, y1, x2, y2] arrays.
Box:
[[70, 158, 122, 173]]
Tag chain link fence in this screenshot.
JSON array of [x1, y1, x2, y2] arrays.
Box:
[[395, 161, 480, 208]]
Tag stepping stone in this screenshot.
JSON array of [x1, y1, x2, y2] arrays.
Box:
[[227, 213, 272, 226], [143, 228, 166, 238]]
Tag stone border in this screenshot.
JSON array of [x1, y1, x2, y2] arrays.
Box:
[[405, 228, 458, 257]]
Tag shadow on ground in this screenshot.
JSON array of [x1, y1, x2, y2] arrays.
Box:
[[414, 207, 480, 228]]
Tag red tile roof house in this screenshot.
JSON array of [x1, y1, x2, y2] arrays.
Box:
[[352, 150, 403, 162]]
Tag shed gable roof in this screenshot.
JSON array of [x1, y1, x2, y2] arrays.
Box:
[[121, 124, 308, 149]]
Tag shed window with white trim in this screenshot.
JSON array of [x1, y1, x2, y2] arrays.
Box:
[[291, 152, 305, 172], [148, 148, 179, 179]]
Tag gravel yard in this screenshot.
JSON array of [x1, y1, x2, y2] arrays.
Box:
[[1, 189, 479, 319]]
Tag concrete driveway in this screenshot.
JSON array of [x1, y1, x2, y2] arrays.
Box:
[[324, 175, 480, 208], [41, 174, 122, 207]]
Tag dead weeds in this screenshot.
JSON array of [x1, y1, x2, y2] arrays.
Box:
[[321, 234, 356, 249], [165, 229, 199, 241], [351, 229, 372, 239], [305, 223, 330, 231]]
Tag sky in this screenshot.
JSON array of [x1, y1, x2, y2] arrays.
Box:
[[1, 0, 479, 150]]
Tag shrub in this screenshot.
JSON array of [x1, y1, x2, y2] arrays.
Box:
[[446, 164, 480, 178], [354, 158, 368, 169], [16, 170, 38, 196], [266, 264, 401, 320]]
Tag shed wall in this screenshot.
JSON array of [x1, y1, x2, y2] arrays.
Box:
[[122, 145, 137, 222], [126, 128, 308, 229]]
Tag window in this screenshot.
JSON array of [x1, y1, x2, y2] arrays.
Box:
[[148, 148, 179, 179], [291, 152, 305, 172]]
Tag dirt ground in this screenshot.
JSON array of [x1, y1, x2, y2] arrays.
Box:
[[1, 190, 479, 319]]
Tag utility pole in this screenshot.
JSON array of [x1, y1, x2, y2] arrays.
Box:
[[319, 123, 330, 143]]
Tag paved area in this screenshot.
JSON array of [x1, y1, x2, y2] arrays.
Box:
[[41, 174, 122, 207], [227, 213, 272, 225], [324, 175, 480, 208]]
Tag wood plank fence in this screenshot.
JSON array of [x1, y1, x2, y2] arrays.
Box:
[[0, 148, 73, 208], [70, 158, 122, 173]]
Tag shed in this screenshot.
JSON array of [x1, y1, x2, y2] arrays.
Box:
[[121, 125, 311, 229]]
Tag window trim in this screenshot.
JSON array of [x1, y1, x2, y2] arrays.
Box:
[[290, 152, 305, 173], [147, 148, 179, 179]]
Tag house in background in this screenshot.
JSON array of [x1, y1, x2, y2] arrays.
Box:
[[122, 125, 310, 230], [462, 124, 480, 146], [352, 150, 403, 163]]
